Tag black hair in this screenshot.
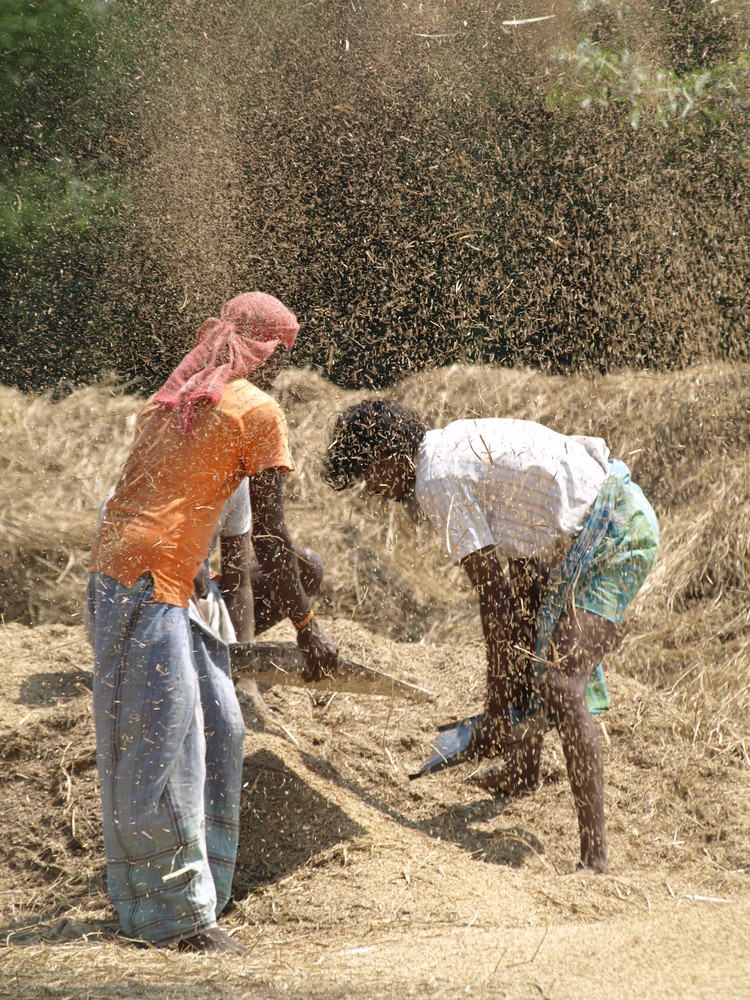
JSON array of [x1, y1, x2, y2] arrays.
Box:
[[322, 398, 427, 490]]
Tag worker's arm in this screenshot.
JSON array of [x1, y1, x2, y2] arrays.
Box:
[[461, 546, 522, 752], [219, 531, 254, 644], [248, 468, 338, 680], [507, 557, 546, 624], [506, 557, 547, 707]]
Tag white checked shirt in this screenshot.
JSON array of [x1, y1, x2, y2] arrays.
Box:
[[414, 419, 611, 565]]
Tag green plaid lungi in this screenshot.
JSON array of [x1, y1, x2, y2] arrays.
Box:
[[534, 459, 659, 713]]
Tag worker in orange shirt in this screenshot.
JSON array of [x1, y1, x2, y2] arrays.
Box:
[[88, 292, 338, 953]]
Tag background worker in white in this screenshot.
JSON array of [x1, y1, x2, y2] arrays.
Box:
[[323, 399, 659, 874]]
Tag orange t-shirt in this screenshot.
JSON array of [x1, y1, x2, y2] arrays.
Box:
[[90, 379, 293, 607]]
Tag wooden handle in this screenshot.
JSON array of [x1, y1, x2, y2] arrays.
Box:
[[229, 641, 434, 703]]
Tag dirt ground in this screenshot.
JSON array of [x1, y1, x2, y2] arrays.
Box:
[[1, 362, 749, 997], [1, 615, 748, 999]]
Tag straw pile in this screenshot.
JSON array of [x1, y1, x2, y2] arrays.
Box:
[[0, 380, 139, 624], [2, 361, 748, 624], [1, 361, 748, 743]]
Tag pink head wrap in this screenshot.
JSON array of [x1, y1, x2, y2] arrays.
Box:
[[153, 291, 299, 435]]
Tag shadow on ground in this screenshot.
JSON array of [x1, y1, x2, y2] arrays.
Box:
[[17, 669, 92, 708], [233, 749, 368, 899]]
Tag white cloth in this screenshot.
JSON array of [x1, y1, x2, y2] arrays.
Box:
[[208, 478, 251, 552], [189, 578, 238, 644], [414, 418, 610, 565], [192, 479, 251, 642]]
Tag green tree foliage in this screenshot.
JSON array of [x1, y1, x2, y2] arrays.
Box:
[[1, 0, 748, 391], [0, 0, 130, 389], [1, 0, 97, 151]]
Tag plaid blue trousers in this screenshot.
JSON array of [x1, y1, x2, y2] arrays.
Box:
[[88, 573, 245, 945]]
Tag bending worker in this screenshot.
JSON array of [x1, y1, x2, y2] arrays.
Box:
[[322, 400, 659, 875], [88, 292, 338, 953]]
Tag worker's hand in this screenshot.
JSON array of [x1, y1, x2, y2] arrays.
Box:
[[192, 561, 210, 600], [296, 619, 339, 682]]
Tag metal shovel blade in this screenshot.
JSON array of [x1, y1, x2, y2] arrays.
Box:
[[407, 715, 482, 779], [230, 641, 433, 702], [408, 709, 552, 780]]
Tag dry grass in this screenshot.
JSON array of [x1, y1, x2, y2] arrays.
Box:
[[1, 616, 749, 999], [0, 379, 139, 624], [1, 359, 748, 753]]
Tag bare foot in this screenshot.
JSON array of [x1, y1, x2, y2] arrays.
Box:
[[565, 861, 609, 877], [465, 760, 538, 798], [240, 678, 283, 722], [177, 927, 247, 955]]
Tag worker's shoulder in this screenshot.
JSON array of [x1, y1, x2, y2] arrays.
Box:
[[218, 379, 285, 422], [437, 416, 521, 437]]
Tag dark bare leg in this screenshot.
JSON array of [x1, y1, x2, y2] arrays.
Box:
[[469, 557, 546, 795], [541, 608, 617, 874]]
